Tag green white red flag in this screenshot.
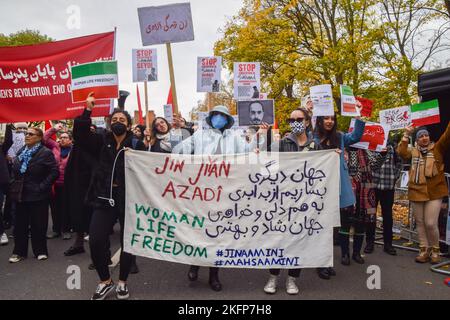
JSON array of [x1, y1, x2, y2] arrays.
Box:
[[71, 61, 119, 103], [411, 100, 440, 127]]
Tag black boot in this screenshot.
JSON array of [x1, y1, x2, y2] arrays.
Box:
[[316, 267, 330, 280], [364, 242, 374, 254], [339, 233, 350, 266], [353, 235, 365, 264], [208, 267, 222, 292], [327, 267, 337, 276], [188, 265, 199, 281], [130, 255, 139, 274]]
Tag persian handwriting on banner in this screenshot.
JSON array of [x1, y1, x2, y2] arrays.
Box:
[[124, 151, 339, 269], [0, 59, 114, 84]]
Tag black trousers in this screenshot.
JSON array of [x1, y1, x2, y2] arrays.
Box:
[[366, 189, 395, 247], [0, 192, 4, 234], [13, 200, 49, 257], [89, 203, 132, 282], [270, 269, 301, 278], [50, 185, 70, 234]]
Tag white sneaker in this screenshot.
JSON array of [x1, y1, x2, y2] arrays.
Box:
[[37, 255, 48, 261], [263, 275, 278, 294], [9, 254, 24, 263], [1, 233, 8, 245], [286, 276, 299, 295], [84, 235, 90, 242]]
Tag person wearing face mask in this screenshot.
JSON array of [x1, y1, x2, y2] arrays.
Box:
[[264, 108, 319, 295], [398, 123, 450, 264], [74, 93, 146, 300], [173, 105, 268, 292]]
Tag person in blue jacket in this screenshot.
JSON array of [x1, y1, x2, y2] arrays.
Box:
[[314, 116, 366, 272]]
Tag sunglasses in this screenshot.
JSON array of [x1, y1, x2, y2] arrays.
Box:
[[288, 118, 305, 123], [25, 132, 38, 137]]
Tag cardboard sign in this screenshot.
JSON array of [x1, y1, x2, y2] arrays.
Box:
[[379, 106, 411, 131], [164, 104, 174, 124], [133, 49, 158, 82], [234, 62, 261, 100], [349, 119, 388, 152], [197, 57, 222, 92], [340, 85, 358, 117], [237, 100, 275, 126], [138, 3, 195, 46], [310, 84, 334, 117]]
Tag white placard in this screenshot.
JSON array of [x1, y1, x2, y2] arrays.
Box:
[[197, 57, 222, 92], [234, 62, 261, 100], [164, 104, 174, 124], [138, 3, 195, 46], [340, 85, 359, 117], [132, 49, 158, 83], [379, 106, 411, 131], [310, 84, 334, 117]]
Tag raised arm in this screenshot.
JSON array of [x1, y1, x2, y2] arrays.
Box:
[[343, 119, 366, 147], [43, 126, 60, 152], [397, 125, 413, 161]]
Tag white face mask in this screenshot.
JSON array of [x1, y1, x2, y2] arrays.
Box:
[[290, 121, 306, 135]]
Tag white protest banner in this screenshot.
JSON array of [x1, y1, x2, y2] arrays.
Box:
[[124, 150, 340, 268], [379, 106, 411, 131], [349, 119, 388, 152], [197, 57, 222, 93], [340, 85, 359, 117], [132, 49, 158, 83], [138, 3, 195, 46], [234, 62, 261, 100], [164, 104, 174, 124], [310, 84, 334, 117]]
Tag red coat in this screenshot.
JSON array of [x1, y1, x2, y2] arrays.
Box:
[[44, 128, 71, 187]]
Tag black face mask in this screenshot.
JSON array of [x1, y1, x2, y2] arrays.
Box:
[[111, 122, 128, 136]]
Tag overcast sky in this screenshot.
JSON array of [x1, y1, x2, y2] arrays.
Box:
[[0, 0, 242, 119]]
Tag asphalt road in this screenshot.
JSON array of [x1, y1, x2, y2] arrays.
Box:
[[0, 227, 449, 300]]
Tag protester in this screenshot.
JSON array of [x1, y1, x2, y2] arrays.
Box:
[[264, 107, 318, 295], [133, 125, 146, 142], [173, 105, 267, 292], [0, 125, 13, 245], [314, 116, 366, 270], [3, 123, 27, 230], [75, 93, 146, 300], [44, 123, 73, 240], [8, 127, 59, 263], [398, 123, 450, 264], [368, 141, 403, 255], [144, 117, 173, 153], [346, 147, 386, 265]]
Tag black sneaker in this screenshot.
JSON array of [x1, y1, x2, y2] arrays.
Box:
[[91, 281, 115, 300], [116, 282, 130, 300]]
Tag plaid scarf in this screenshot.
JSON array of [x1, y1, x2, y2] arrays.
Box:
[[411, 143, 438, 185], [18, 143, 41, 174]]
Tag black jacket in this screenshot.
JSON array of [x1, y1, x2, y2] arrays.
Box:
[[74, 109, 146, 210], [0, 125, 13, 190], [270, 133, 319, 152], [11, 144, 59, 202]]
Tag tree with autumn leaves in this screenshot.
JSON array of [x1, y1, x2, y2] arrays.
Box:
[[197, 0, 450, 133]]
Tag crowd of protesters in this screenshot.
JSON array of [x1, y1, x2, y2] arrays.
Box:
[[0, 92, 449, 300]]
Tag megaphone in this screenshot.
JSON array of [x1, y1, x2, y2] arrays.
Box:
[[118, 90, 130, 110]]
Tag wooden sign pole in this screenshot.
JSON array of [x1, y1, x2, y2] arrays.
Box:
[[166, 43, 179, 115]]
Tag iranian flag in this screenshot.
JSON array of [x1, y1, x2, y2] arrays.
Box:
[[411, 100, 440, 127], [71, 61, 119, 103]]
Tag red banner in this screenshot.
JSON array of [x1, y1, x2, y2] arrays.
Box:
[[0, 31, 115, 123]]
